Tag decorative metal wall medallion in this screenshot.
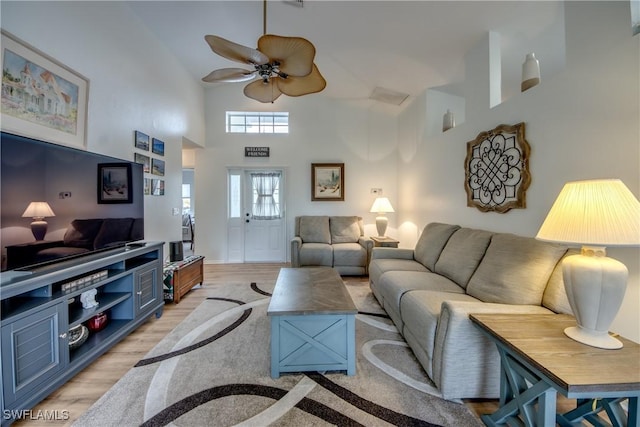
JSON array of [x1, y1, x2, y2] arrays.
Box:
[[464, 122, 531, 213]]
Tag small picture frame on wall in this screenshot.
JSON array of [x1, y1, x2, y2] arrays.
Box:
[[134, 130, 149, 151], [144, 178, 151, 195], [311, 163, 344, 201], [98, 163, 132, 204], [151, 158, 165, 176], [152, 138, 165, 156], [152, 179, 164, 196], [134, 153, 150, 173]]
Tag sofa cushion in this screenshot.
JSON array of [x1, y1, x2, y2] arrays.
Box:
[[94, 218, 134, 249], [330, 216, 360, 243], [299, 242, 333, 266], [414, 223, 461, 271], [299, 216, 331, 244], [63, 219, 104, 249], [466, 233, 568, 305], [434, 228, 493, 289], [400, 290, 481, 377], [542, 248, 576, 315], [333, 242, 366, 267]]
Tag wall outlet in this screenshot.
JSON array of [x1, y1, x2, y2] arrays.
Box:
[[59, 191, 72, 199], [370, 188, 382, 195]]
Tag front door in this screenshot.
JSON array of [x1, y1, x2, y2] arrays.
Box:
[[226, 168, 286, 263]]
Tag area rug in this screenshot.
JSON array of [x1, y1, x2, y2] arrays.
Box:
[[74, 280, 482, 427]]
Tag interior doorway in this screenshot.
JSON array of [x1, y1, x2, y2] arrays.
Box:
[[227, 168, 286, 263], [182, 168, 195, 256]]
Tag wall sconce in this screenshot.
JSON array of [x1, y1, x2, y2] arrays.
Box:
[[370, 197, 395, 237], [521, 53, 541, 92], [442, 109, 455, 132], [22, 201, 55, 241], [536, 179, 640, 349]]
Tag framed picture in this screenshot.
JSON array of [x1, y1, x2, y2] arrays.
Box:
[[135, 130, 149, 151], [144, 178, 151, 196], [152, 138, 165, 156], [1, 30, 88, 149], [134, 153, 150, 173], [151, 158, 165, 176], [152, 179, 164, 196], [464, 122, 531, 213], [98, 163, 132, 204], [312, 163, 344, 201]]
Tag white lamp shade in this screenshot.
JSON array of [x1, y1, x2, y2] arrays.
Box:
[[370, 197, 395, 214], [22, 201, 55, 219], [536, 179, 640, 246]]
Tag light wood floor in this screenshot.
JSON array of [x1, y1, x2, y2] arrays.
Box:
[[12, 263, 567, 426]]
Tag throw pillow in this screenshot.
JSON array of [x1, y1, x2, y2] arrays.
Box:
[[298, 216, 331, 244], [330, 216, 360, 243], [466, 233, 568, 305], [63, 219, 104, 249]]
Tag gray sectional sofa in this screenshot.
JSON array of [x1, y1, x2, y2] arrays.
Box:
[[291, 216, 373, 275], [369, 222, 575, 400]]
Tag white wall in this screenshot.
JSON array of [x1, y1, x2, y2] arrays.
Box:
[[1, 2, 206, 259], [397, 2, 640, 342], [196, 85, 398, 262]]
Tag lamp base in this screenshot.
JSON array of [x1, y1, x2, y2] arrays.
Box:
[[31, 220, 48, 241], [375, 216, 388, 237], [564, 325, 623, 350]]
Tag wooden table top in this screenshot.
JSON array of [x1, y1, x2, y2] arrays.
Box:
[[470, 313, 640, 395], [267, 267, 357, 316]]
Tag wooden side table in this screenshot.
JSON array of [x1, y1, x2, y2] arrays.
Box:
[[470, 313, 640, 427], [370, 236, 399, 248], [163, 255, 204, 303]]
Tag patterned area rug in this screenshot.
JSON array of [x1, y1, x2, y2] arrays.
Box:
[[74, 280, 482, 426]]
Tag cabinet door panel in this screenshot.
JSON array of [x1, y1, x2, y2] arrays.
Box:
[[1, 304, 66, 406], [136, 264, 159, 316]]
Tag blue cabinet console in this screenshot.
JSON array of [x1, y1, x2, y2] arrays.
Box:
[[0, 242, 164, 426]]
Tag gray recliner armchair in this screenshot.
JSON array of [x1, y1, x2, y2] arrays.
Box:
[[291, 215, 373, 276]]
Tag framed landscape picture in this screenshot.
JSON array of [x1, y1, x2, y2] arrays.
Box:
[[311, 163, 344, 201], [152, 138, 165, 156], [152, 158, 165, 176], [135, 131, 149, 151], [134, 153, 150, 173], [1, 30, 88, 149], [152, 179, 164, 196], [98, 163, 132, 204]]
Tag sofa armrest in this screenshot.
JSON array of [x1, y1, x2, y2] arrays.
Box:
[[433, 300, 553, 400], [371, 247, 414, 260], [290, 236, 302, 267]]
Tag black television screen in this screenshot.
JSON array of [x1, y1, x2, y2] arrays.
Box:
[[1, 132, 144, 271]]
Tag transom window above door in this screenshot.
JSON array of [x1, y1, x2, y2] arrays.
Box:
[[226, 111, 289, 134]]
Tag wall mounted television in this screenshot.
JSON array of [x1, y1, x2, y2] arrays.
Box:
[[1, 131, 144, 272]]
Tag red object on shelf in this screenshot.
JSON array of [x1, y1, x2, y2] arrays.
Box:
[[87, 312, 108, 332]]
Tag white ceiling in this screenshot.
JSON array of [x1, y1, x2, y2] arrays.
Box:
[[128, 0, 565, 105]]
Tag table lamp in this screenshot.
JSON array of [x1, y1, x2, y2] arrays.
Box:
[[22, 201, 55, 241], [370, 197, 394, 237], [536, 179, 640, 349]]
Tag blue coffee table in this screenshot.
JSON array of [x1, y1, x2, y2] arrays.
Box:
[[267, 267, 357, 379]]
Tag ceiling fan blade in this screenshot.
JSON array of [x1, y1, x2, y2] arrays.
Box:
[[202, 68, 256, 83], [276, 64, 326, 97], [244, 79, 282, 103], [205, 35, 269, 65], [257, 34, 315, 77]]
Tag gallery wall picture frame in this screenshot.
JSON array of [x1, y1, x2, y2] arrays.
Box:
[[464, 122, 531, 213], [152, 138, 165, 156], [134, 153, 150, 173], [151, 158, 165, 176], [152, 179, 164, 196], [1, 30, 89, 150], [144, 178, 151, 196], [135, 130, 149, 151], [311, 163, 344, 201], [98, 163, 133, 204]]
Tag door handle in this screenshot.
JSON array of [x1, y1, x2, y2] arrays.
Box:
[[246, 219, 250, 223]]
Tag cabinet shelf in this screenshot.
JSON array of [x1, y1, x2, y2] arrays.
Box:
[[68, 292, 131, 327], [68, 319, 130, 364]]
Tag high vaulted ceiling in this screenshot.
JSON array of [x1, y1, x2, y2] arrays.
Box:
[[128, 1, 565, 106]]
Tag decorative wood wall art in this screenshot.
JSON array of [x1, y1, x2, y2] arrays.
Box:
[[464, 122, 531, 213]]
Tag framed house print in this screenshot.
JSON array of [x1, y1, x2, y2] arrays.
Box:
[[98, 163, 132, 204], [311, 163, 344, 201], [1, 30, 88, 149]]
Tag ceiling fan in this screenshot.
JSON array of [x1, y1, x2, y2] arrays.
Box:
[[202, 0, 326, 103]]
